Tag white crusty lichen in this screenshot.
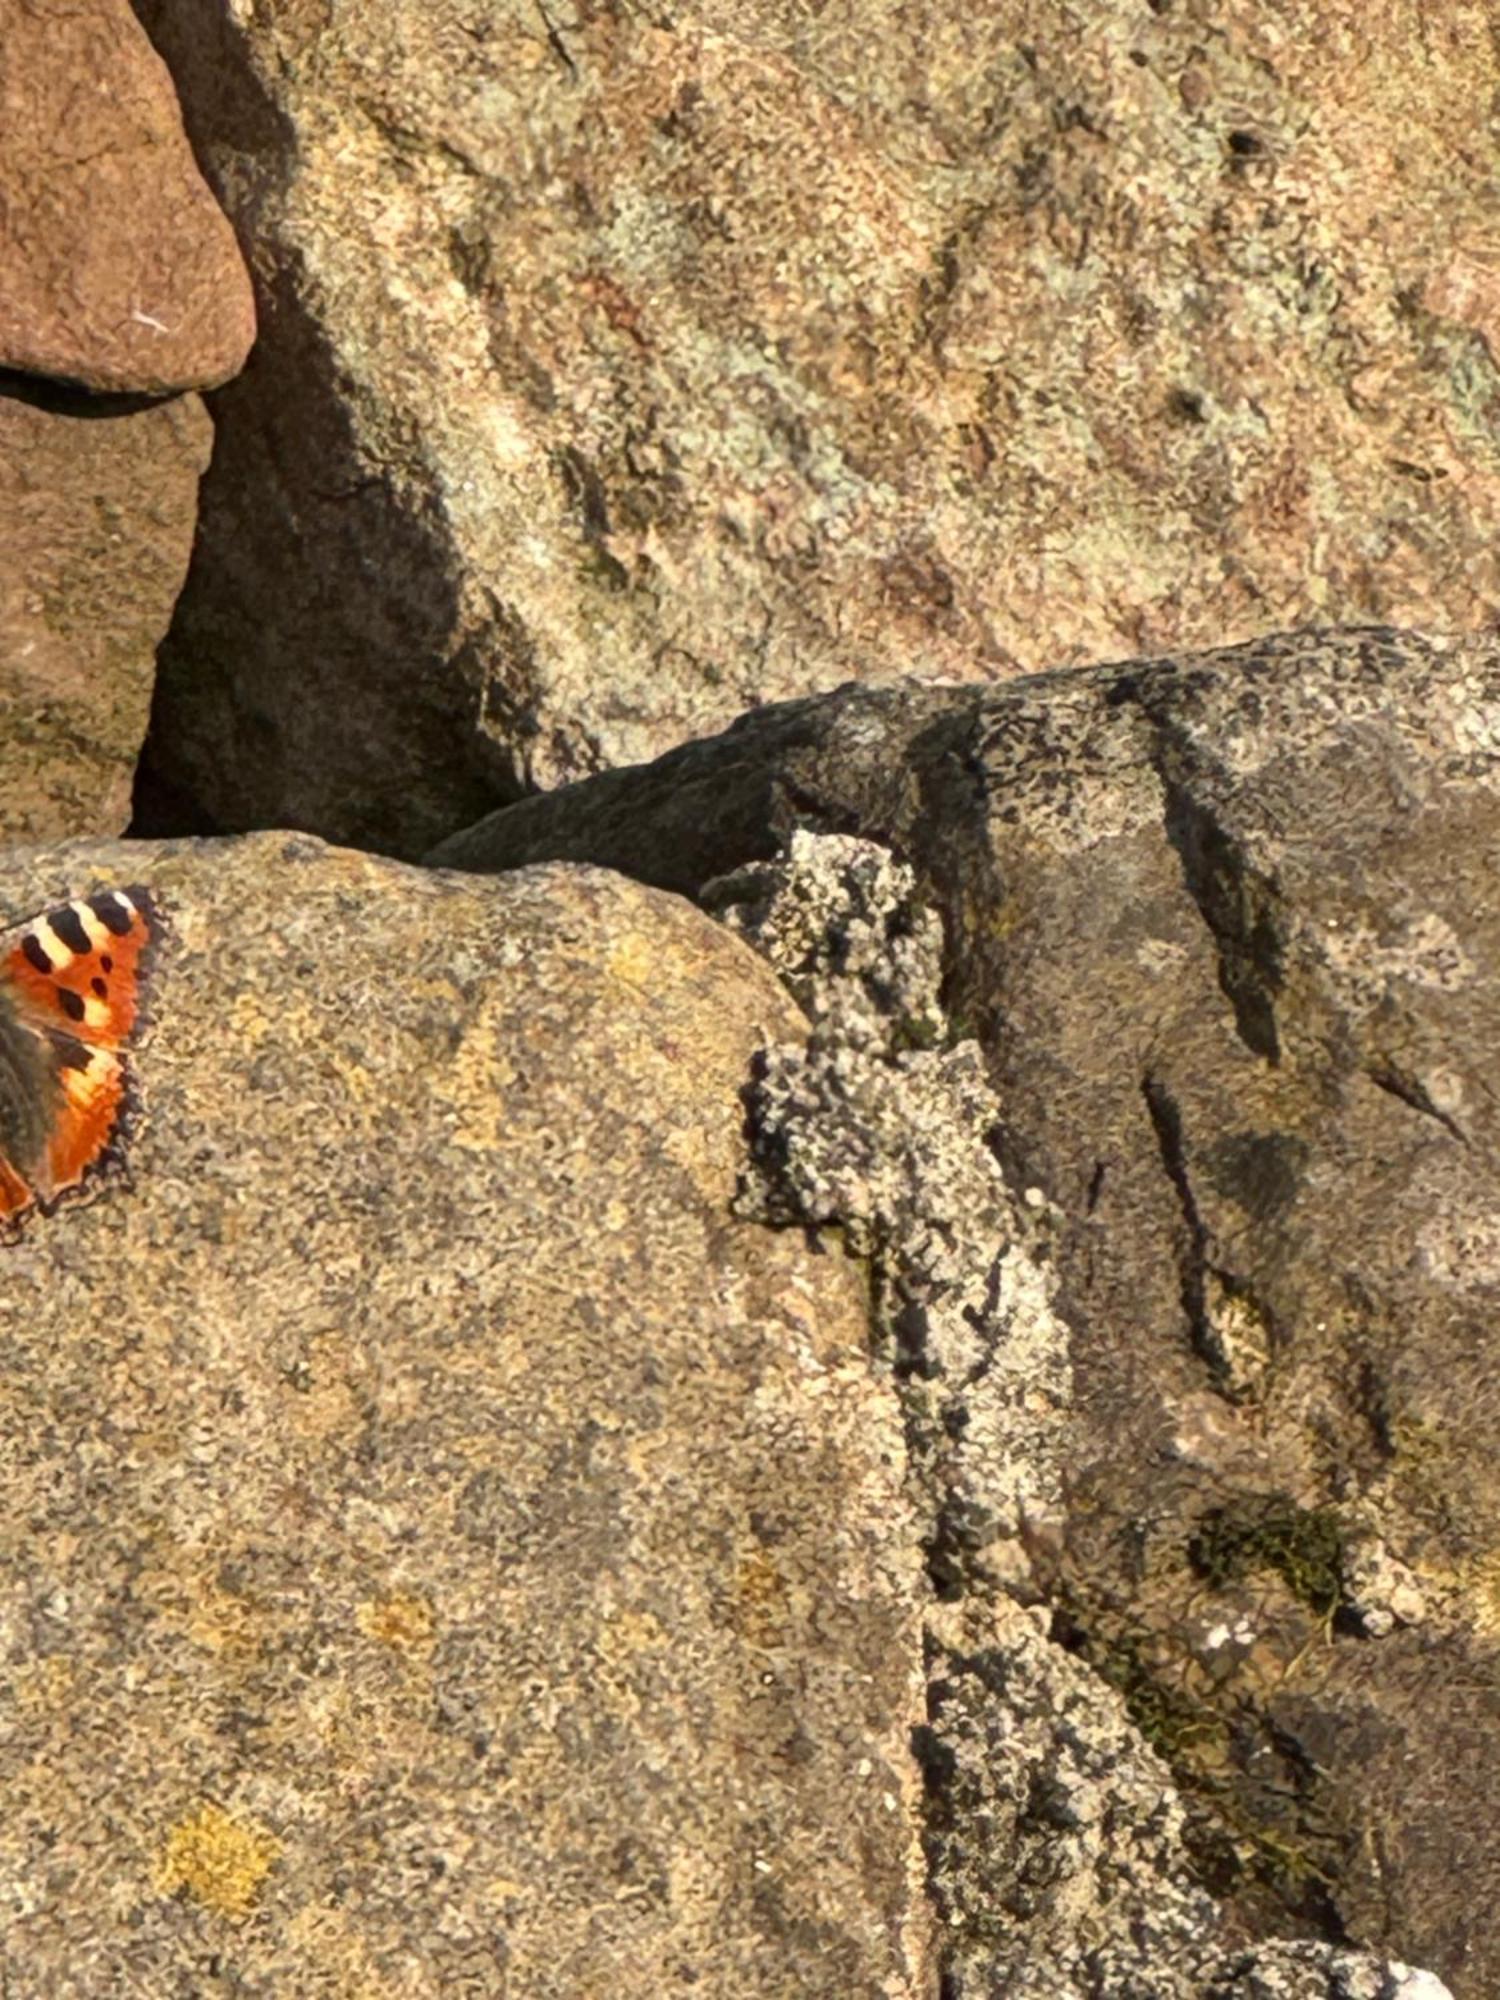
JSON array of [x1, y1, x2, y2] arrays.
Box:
[[706, 830, 1072, 1592]]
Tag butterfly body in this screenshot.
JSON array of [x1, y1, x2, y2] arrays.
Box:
[[0, 887, 158, 1227]]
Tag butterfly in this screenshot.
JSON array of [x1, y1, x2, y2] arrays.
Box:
[[0, 887, 159, 1228]]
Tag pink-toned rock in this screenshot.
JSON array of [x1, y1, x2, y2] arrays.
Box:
[[132, 0, 1500, 858], [0, 0, 254, 393], [0, 383, 212, 841]]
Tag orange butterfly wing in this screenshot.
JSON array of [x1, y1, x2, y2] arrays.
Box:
[[0, 888, 157, 1224]]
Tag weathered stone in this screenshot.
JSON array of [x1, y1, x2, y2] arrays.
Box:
[[0, 0, 254, 393], [0, 380, 212, 846], [131, 0, 1499, 855], [713, 832, 1073, 1600], [427, 625, 1500, 1991], [920, 1601, 1451, 1999], [710, 826, 1453, 2000], [1204, 1947, 1454, 2000], [0, 835, 930, 1995]]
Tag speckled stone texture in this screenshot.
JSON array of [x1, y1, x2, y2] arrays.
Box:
[[699, 824, 1453, 2000], [0, 836, 930, 1996], [0, 381, 212, 845], [429, 625, 1500, 1994], [131, 0, 1499, 856], [0, 0, 254, 392]]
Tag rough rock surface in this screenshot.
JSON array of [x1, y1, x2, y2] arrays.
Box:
[[712, 828, 1451, 2000], [0, 0, 254, 393], [429, 625, 1500, 1992], [0, 380, 212, 845], [710, 832, 1074, 1599], [0, 835, 929, 1996], [922, 1603, 1450, 2000], [131, 0, 1499, 855]]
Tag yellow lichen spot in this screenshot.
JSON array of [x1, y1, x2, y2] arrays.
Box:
[[735, 1547, 793, 1649], [323, 1047, 384, 1121], [1458, 1548, 1500, 1638], [227, 989, 273, 1048], [154, 1802, 279, 1918], [183, 1576, 264, 1661], [431, 1023, 516, 1152], [15, 1654, 75, 1715], [606, 933, 655, 991], [357, 1590, 435, 1653]]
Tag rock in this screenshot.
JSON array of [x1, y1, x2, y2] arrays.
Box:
[[1203, 1946, 1454, 2000], [0, 379, 212, 845], [922, 1595, 1221, 1997], [709, 826, 1453, 2000], [131, 0, 1499, 855], [1340, 1519, 1428, 1641], [428, 674, 954, 889], [922, 1601, 1455, 2000], [0, 834, 930, 1995], [0, 0, 254, 393], [427, 624, 1500, 1990], [0, 2, 246, 845], [713, 832, 1073, 1600]]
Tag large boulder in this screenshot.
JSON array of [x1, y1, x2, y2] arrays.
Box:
[[0, 381, 212, 845], [131, 0, 1500, 856], [0, 0, 254, 393], [428, 624, 1500, 1993], [0, 835, 929, 1995]]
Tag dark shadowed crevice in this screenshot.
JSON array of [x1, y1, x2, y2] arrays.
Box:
[[1363, 1056, 1468, 1143], [0, 368, 176, 421], [127, 751, 225, 840], [1141, 1069, 1211, 1354], [1154, 758, 1287, 1064], [124, 259, 528, 857], [1109, 671, 1289, 1066]]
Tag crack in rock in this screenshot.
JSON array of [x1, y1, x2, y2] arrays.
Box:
[[1152, 745, 1289, 1066]]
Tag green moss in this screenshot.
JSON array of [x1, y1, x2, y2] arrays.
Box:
[[1184, 1801, 1339, 1916], [1187, 1495, 1345, 1619], [576, 543, 630, 592], [1061, 1598, 1346, 1924], [1087, 1629, 1224, 1764], [890, 1012, 944, 1052]]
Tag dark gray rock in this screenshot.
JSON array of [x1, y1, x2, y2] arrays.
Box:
[[706, 824, 1455, 2000]]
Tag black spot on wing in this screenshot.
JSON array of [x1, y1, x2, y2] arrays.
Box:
[[91, 977, 107, 999], [57, 988, 85, 1023], [91, 895, 134, 938], [22, 935, 53, 976], [47, 1030, 92, 1073], [51, 907, 91, 957]]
